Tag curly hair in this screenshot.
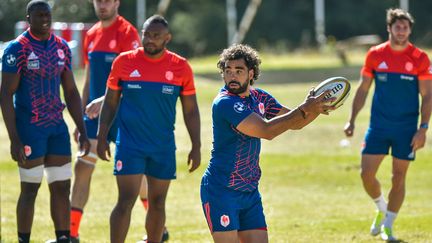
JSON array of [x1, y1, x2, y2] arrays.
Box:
[[217, 44, 261, 85], [386, 8, 414, 27]]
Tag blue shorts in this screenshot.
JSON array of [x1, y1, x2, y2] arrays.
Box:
[[362, 127, 417, 161], [113, 145, 176, 179], [16, 119, 71, 160], [84, 116, 118, 142], [200, 183, 266, 232]]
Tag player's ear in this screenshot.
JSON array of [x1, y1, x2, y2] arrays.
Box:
[[248, 68, 254, 81], [26, 14, 31, 24], [165, 33, 172, 44]]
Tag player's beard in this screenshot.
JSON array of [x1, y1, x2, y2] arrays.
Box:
[[226, 80, 248, 94], [144, 41, 166, 56]]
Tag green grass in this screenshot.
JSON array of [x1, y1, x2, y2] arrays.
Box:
[[1, 70, 432, 242]]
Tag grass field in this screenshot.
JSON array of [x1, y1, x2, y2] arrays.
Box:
[[1, 69, 432, 242]]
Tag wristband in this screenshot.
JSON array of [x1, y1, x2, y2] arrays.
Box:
[[419, 123, 429, 129]]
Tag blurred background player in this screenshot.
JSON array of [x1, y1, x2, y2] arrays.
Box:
[[201, 44, 333, 243], [0, 1, 90, 243], [97, 15, 201, 243], [69, 0, 140, 242], [344, 8, 432, 241]]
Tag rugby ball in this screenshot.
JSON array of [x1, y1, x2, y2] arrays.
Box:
[[313, 76, 351, 109]]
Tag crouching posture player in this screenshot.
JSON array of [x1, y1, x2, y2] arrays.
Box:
[[0, 1, 90, 242], [201, 44, 334, 243]]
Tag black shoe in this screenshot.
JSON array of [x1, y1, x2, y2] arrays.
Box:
[[139, 228, 170, 242], [71, 236, 80, 243]]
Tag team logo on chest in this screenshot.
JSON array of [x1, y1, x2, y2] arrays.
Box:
[[220, 215, 230, 227], [405, 62, 413, 72], [109, 39, 117, 49], [132, 40, 140, 49], [258, 102, 265, 115], [165, 71, 174, 81], [233, 102, 246, 113], [57, 49, 65, 59]]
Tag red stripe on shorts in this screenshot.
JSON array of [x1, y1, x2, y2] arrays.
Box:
[[204, 202, 213, 232]]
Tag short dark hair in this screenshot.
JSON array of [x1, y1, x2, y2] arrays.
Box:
[[386, 8, 414, 27], [143, 15, 169, 29], [27, 0, 50, 15], [217, 44, 261, 85]]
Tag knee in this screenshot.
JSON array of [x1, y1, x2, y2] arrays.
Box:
[[360, 169, 376, 182], [116, 196, 137, 212], [20, 190, 39, 203], [391, 172, 406, 190], [149, 196, 167, 211], [50, 180, 71, 197]]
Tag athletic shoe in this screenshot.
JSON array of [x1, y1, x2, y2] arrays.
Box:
[[381, 225, 397, 241], [138, 228, 170, 242], [45, 240, 56, 243], [370, 210, 385, 236], [71, 236, 80, 243]]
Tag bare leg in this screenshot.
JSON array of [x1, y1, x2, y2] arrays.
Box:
[[145, 176, 170, 242], [360, 154, 386, 199], [239, 229, 268, 243], [387, 157, 410, 213], [17, 182, 41, 233], [110, 174, 143, 243], [48, 180, 71, 230], [212, 230, 239, 243]]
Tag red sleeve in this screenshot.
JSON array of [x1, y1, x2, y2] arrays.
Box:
[[180, 61, 196, 96], [120, 26, 141, 52], [83, 34, 90, 65], [417, 53, 432, 81], [361, 48, 375, 78], [107, 56, 123, 91]]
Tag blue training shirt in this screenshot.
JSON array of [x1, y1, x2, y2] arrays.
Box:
[[203, 87, 282, 192], [1, 30, 71, 127]]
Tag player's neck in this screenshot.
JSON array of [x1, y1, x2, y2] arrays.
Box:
[[101, 14, 118, 28], [29, 29, 50, 41], [389, 39, 409, 51]]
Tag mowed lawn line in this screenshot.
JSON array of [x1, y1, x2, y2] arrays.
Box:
[[1, 76, 432, 241]]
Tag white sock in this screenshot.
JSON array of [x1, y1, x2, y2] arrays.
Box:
[[383, 211, 397, 228], [373, 194, 387, 212]]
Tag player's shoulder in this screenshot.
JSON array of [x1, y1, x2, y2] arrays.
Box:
[[213, 90, 238, 106], [117, 16, 138, 33], [409, 43, 429, 60], [116, 48, 141, 62], [166, 50, 188, 64], [368, 41, 389, 54], [53, 34, 69, 46], [86, 22, 101, 36], [250, 87, 270, 96]]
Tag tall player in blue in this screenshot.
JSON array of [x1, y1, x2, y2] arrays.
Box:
[[344, 8, 432, 241], [201, 44, 334, 242], [0, 1, 90, 243]]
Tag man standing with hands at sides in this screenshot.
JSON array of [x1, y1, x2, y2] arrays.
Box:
[[201, 44, 334, 243], [69, 0, 141, 242], [344, 8, 432, 241], [0, 1, 90, 243], [97, 15, 201, 243]]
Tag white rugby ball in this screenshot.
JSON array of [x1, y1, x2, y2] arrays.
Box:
[[313, 76, 351, 109]]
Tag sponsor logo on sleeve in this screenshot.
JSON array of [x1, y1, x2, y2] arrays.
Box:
[[5, 54, 16, 66], [233, 102, 246, 113], [258, 102, 265, 115], [220, 215, 230, 227], [132, 40, 139, 49]]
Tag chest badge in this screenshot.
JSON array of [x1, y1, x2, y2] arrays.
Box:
[[57, 49, 65, 59], [165, 71, 174, 81], [405, 62, 413, 72]]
